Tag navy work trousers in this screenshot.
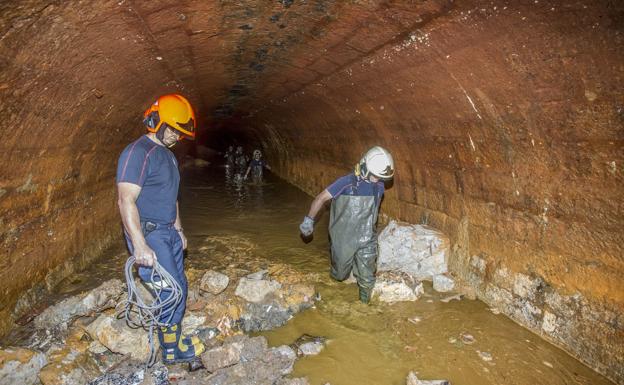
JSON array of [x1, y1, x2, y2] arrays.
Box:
[[125, 223, 187, 325]]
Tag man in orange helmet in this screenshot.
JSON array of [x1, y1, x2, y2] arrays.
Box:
[[116, 94, 204, 364]]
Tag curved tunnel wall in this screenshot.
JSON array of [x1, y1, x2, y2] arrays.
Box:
[[0, 0, 622, 382], [241, 1, 624, 381]]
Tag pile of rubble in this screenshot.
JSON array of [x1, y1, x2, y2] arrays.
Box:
[[0, 262, 319, 385]]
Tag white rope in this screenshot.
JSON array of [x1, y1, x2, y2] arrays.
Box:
[[123, 256, 184, 367]]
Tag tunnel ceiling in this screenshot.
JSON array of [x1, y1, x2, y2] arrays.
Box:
[[0, 0, 451, 124], [1, 0, 623, 382]]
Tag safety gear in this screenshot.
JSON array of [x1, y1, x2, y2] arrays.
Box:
[[359, 287, 372, 304], [299, 216, 315, 237], [158, 324, 205, 364], [355, 146, 394, 180], [329, 185, 380, 301], [253, 149, 262, 159], [143, 94, 196, 140]]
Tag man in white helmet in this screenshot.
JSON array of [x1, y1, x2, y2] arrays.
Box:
[[299, 146, 394, 303]]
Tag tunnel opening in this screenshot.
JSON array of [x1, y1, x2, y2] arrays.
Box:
[[0, 0, 622, 384]]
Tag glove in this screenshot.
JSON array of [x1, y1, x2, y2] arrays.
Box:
[[299, 216, 315, 237]]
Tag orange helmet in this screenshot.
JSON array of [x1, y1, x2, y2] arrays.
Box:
[[143, 94, 196, 139]]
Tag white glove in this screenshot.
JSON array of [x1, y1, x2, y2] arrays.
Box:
[[299, 216, 315, 237]]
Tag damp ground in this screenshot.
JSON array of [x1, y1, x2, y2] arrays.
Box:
[[4, 166, 613, 385]]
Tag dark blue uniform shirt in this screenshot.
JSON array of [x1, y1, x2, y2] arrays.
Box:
[[326, 173, 384, 207], [116, 135, 180, 224]]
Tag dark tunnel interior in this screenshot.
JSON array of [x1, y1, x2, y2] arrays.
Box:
[[0, 0, 622, 383]]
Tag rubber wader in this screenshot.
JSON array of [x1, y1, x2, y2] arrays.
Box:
[[329, 193, 379, 303]]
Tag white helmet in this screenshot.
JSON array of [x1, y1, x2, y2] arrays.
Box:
[[359, 146, 394, 179]]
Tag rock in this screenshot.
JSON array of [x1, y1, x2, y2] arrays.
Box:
[[199, 270, 230, 295], [477, 350, 493, 362], [373, 271, 424, 303], [460, 333, 475, 345], [378, 221, 449, 280], [246, 269, 268, 280], [235, 277, 281, 303], [85, 314, 150, 361], [440, 294, 462, 303], [181, 312, 206, 334], [406, 371, 451, 385], [199, 346, 292, 382], [34, 279, 125, 329], [0, 347, 47, 385], [276, 378, 310, 385], [39, 328, 102, 385], [432, 274, 455, 293], [200, 335, 268, 373], [298, 342, 324, 356], [289, 334, 327, 357], [196, 327, 220, 343], [87, 359, 168, 385], [239, 302, 291, 332]]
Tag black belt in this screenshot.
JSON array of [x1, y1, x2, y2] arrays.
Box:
[[140, 220, 174, 235]]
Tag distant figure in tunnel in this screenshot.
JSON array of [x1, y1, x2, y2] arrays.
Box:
[[299, 146, 394, 304], [244, 149, 271, 183], [234, 145, 248, 177], [224, 145, 235, 169], [116, 94, 205, 364]]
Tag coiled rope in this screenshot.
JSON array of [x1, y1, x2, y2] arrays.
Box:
[[123, 256, 183, 367]]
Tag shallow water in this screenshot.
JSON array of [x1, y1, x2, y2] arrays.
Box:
[[5, 166, 613, 385]]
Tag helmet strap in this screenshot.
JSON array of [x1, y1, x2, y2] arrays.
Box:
[[360, 162, 369, 179], [156, 125, 177, 148]]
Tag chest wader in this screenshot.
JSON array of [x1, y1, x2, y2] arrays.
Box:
[[329, 194, 379, 303]]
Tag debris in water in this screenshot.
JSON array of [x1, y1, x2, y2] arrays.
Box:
[[477, 350, 493, 361], [489, 307, 501, 314], [460, 333, 476, 344], [440, 294, 462, 303], [543, 361, 554, 368], [408, 316, 422, 324]]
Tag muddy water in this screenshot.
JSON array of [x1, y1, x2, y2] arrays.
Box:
[[7, 166, 613, 385]]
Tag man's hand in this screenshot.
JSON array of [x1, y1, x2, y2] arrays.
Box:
[[299, 216, 315, 237], [134, 243, 156, 266], [177, 229, 188, 250]]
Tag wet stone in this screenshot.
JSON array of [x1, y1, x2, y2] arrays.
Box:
[[85, 313, 150, 361], [200, 335, 268, 373], [34, 279, 124, 330], [432, 274, 455, 293], [477, 350, 493, 362], [460, 333, 476, 345], [373, 271, 424, 303], [0, 347, 47, 385], [199, 336, 296, 385], [378, 221, 449, 280], [234, 277, 281, 303], [406, 371, 451, 385], [239, 302, 292, 332], [289, 334, 327, 357], [87, 359, 168, 385], [199, 270, 229, 295]]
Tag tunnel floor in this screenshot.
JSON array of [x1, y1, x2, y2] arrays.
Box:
[[3, 166, 614, 385]]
